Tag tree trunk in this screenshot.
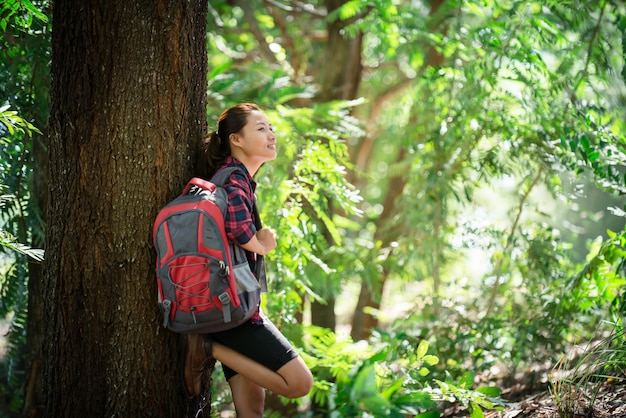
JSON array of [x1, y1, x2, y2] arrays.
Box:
[[350, 282, 379, 341], [350, 0, 449, 341], [311, 298, 337, 330], [309, 0, 363, 332], [42, 1, 207, 416], [317, 0, 363, 103]]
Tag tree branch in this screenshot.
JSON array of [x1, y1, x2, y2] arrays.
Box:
[[485, 166, 545, 317]]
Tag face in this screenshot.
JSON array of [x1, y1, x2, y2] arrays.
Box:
[[230, 110, 277, 165]]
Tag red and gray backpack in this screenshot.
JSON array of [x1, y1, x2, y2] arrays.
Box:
[[153, 167, 265, 334]]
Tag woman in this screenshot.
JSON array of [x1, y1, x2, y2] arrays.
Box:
[[183, 103, 313, 417]]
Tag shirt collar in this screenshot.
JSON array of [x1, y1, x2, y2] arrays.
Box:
[[225, 156, 256, 190]]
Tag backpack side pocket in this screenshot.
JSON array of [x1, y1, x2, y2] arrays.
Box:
[[230, 244, 260, 291]]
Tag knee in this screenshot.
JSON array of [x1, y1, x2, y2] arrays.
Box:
[[284, 369, 313, 399]]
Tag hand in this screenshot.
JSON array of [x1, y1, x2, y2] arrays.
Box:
[[256, 227, 277, 255]]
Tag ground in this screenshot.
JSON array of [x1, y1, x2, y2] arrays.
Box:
[[441, 365, 626, 418], [480, 381, 626, 418]]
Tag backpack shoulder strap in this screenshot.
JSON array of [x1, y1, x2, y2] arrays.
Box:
[[210, 166, 242, 187], [212, 166, 267, 291], [211, 167, 262, 228], [253, 202, 267, 292]]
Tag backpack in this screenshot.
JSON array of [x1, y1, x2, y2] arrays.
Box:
[[153, 167, 264, 334]]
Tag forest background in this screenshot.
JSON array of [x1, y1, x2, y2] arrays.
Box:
[[0, 0, 625, 417]]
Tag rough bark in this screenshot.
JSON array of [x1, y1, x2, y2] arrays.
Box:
[[42, 1, 207, 416]]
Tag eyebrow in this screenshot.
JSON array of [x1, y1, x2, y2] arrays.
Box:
[[256, 121, 273, 129]]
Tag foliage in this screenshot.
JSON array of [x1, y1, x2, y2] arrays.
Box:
[[0, 107, 43, 416], [0, 0, 47, 34], [383, 225, 625, 385], [327, 0, 626, 373], [304, 325, 504, 417], [0, 227, 43, 262], [550, 326, 626, 417], [0, 104, 43, 264], [0, 0, 50, 120], [0, 1, 49, 415]]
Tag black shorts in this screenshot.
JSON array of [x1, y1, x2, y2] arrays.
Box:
[[210, 318, 299, 381]]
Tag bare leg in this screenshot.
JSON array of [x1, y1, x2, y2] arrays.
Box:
[[229, 375, 265, 418], [212, 341, 313, 398]]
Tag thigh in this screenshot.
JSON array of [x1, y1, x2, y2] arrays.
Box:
[[212, 319, 299, 379]]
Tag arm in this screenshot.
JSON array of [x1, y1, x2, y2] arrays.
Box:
[[239, 227, 277, 256], [223, 169, 274, 255]]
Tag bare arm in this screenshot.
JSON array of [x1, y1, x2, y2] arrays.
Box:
[[239, 227, 276, 256]]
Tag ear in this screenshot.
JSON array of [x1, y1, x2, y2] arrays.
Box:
[[229, 133, 243, 148]]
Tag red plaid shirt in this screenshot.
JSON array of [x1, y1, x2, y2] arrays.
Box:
[[214, 157, 263, 323]]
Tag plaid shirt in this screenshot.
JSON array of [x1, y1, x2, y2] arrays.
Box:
[[214, 157, 263, 323]]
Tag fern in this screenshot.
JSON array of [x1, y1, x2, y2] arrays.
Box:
[[0, 230, 44, 262], [0, 100, 44, 415]]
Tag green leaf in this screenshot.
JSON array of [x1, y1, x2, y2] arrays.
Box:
[[369, 346, 391, 363], [381, 377, 404, 399], [22, 0, 45, 20], [458, 371, 474, 388], [416, 411, 440, 418], [464, 2, 485, 17], [339, 0, 361, 20], [418, 367, 430, 376], [422, 354, 439, 366], [0, 229, 45, 261], [476, 386, 502, 397], [360, 394, 391, 415], [350, 364, 378, 400], [395, 391, 437, 409], [469, 401, 485, 418], [416, 340, 429, 358]]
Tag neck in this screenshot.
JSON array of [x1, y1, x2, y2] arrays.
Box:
[[231, 152, 261, 177]]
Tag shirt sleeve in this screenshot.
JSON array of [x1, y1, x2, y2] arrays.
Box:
[[224, 171, 257, 245]]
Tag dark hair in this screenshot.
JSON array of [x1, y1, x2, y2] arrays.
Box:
[[203, 103, 261, 178]]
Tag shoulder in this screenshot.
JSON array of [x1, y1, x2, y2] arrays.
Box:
[[223, 168, 250, 191], [217, 159, 254, 191]]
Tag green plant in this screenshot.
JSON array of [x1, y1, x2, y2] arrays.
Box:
[[0, 103, 44, 259], [427, 371, 505, 418], [0, 104, 44, 416], [0, 227, 43, 261], [0, 0, 47, 33], [304, 325, 505, 417], [550, 326, 626, 418], [548, 227, 626, 417]]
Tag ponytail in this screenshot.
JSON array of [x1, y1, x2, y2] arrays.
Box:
[[202, 130, 230, 179]]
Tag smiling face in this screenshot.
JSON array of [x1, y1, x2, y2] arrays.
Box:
[[229, 110, 277, 174]]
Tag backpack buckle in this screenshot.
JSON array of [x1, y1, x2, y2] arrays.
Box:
[[218, 292, 232, 323], [219, 261, 229, 277], [161, 299, 172, 328]]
